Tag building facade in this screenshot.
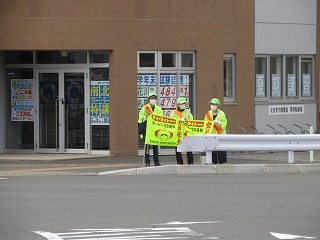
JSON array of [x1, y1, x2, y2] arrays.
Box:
[[0, 0, 318, 156]]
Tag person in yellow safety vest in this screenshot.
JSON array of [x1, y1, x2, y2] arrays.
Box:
[[204, 98, 228, 164], [170, 97, 194, 165], [138, 92, 164, 167]]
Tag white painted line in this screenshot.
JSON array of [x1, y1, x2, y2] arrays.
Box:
[[33, 227, 203, 239], [270, 232, 316, 239], [33, 231, 63, 240], [153, 221, 223, 225], [0, 178, 8, 180]]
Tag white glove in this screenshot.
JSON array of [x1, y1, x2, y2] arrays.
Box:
[[181, 117, 185, 122], [186, 108, 191, 117], [214, 119, 220, 125]]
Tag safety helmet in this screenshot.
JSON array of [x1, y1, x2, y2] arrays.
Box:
[[148, 92, 157, 98], [176, 97, 187, 105], [209, 98, 220, 105]]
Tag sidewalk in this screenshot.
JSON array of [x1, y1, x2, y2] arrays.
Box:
[[0, 151, 319, 164], [1, 151, 319, 175]]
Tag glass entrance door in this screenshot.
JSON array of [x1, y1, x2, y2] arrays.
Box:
[[36, 69, 86, 153]]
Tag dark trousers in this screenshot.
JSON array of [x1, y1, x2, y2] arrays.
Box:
[[212, 151, 227, 164], [144, 144, 160, 165], [175, 148, 194, 165], [142, 132, 160, 165]]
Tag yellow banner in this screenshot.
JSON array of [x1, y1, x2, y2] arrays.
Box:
[[184, 119, 214, 136], [145, 114, 213, 146], [145, 114, 179, 146]]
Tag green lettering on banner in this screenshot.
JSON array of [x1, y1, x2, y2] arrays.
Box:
[[145, 114, 214, 147]]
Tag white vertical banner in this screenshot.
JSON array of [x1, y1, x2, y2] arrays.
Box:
[[256, 74, 265, 97], [302, 74, 311, 97], [287, 74, 296, 96], [271, 74, 281, 97]]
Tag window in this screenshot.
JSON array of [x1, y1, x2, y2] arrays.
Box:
[[255, 57, 268, 99], [89, 50, 109, 63], [181, 53, 194, 68], [5, 51, 33, 64], [138, 52, 156, 68], [90, 68, 110, 150], [5, 68, 34, 149], [255, 55, 314, 102], [36, 51, 87, 64], [300, 58, 313, 98], [224, 54, 235, 102], [137, 51, 195, 153], [161, 52, 176, 68]]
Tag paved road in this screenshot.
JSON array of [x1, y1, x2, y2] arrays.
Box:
[[1, 174, 319, 240]]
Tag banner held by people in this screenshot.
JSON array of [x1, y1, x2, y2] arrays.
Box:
[[145, 114, 214, 147]]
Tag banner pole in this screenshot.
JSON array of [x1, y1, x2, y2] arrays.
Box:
[[142, 143, 146, 167]]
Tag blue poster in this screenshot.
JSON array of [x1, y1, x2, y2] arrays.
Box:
[[90, 81, 110, 125]]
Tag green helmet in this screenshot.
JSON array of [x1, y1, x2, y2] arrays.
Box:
[[148, 92, 157, 98], [209, 98, 220, 105], [176, 97, 187, 104]]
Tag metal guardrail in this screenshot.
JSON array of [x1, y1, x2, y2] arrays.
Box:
[[177, 134, 320, 164]]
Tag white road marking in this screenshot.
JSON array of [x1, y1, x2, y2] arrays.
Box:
[[270, 232, 316, 239], [153, 221, 223, 225], [0, 178, 8, 180], [33, 231, 63, 240], [33, 227, 204, 240]]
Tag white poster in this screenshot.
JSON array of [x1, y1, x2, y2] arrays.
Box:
[[255, 74, 265, 97], [271, 74, 281, 97], [137, 74, 190, 117], [287, 74, 296, 96], [302, 74, 311, 97], [269, 104, 304, 115]]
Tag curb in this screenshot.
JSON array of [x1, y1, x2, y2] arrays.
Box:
[[97, 164, 320, 175]]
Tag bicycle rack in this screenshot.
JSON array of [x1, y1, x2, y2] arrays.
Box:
[[293, 123, 309, 134], [278, 124, 294, 134], [305, 123, 317, 134], [249, 125, 264, 135], [266, 124, 282, 134], [237, 125, 247, 134]]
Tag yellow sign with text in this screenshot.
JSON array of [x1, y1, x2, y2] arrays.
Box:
[[145, 114, 214, 146]]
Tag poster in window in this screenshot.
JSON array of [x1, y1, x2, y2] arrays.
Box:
[[255, 74, 265, 97], [159, 74, 177, 117], [90, 81, 110, 125], [287, 74, 296, 96], [137, 74, 157, 111], [11, 79, 34, 121], [302, 74, 311, 97], [271, 74, 281, 97]]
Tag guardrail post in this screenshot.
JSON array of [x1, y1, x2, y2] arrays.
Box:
[[309, 126, 314, 162], [288, 151, 295, 164], [205, 151, 212, 164]]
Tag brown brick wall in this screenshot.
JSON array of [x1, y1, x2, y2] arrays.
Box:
[[0, 0, 255, 156], [317, 0, 320, 132]]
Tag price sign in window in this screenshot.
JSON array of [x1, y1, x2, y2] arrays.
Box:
[[11, 79, 34, 121]]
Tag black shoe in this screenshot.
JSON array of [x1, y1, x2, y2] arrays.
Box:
[[154, 163, 161, 166], [145, 163, 150, 167]]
